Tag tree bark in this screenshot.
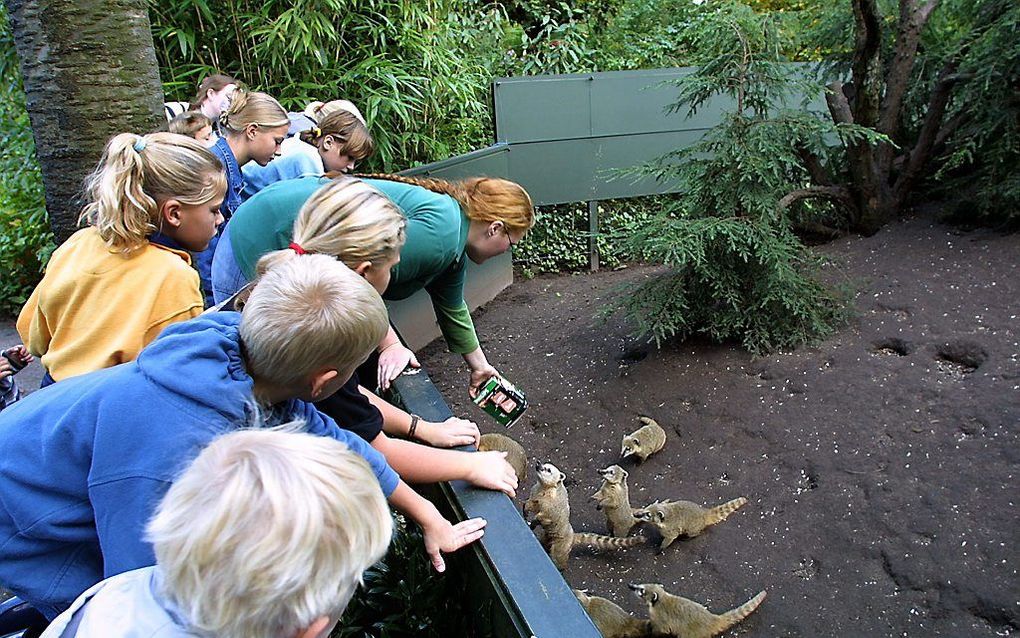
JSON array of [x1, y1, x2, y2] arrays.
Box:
[[836, 0, 949, 235], [778, 186, 853, 212], [892, 61, 959, 211], [5, 0, 165, 243], [876, 0, 939, 176]]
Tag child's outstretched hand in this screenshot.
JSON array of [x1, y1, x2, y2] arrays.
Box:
[[2, 346, 33, 371], [422, 516, 487, 573], [377, 343, 420, 392], [468, 451, 518, 498], [417, 416, 480, 448]]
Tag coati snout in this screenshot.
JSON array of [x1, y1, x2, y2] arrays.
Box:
[[632, 503, 665, 522], [535, 462, 565, 486], [599, 465, 627, 482], [629, 583, 659, 604]]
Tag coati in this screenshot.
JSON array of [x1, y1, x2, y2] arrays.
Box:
[[633, 497, 748, 549], [629, 583, 766, 638], [573, 589, 650, 638], [620, 416, 666, 462], [477, 432, 527, 484], [592, 465, 640, 537], [524, 462, 643, 569]]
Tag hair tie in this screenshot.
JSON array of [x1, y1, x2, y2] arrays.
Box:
[[289, 242, 306, 255], [312, 127, 322, 138], [133, 137, 147, 152]]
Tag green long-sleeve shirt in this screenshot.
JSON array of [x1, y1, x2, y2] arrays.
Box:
[[227, 176, 479, 353]]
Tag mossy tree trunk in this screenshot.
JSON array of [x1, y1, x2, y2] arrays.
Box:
[[4, 0, 164, 243]]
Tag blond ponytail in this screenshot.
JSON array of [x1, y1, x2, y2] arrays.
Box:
[[356, 174, 536, 234], [256, 176, 406, 276], [79, 132, 226, 253], [219, 89, 289, 135]]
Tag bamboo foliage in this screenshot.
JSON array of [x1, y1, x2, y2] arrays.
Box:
[[149, 0, 492, 169]]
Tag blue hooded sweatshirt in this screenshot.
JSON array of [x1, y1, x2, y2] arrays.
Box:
[[0, 312, 398, 620]]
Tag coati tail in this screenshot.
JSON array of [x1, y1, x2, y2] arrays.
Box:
[[573, 532, 644, 550], [706, 497, 748, 525], [713, 590, 766, 634]]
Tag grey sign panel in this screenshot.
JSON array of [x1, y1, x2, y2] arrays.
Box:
[[494, 68, 731, 144], [498, 129, 708, 205], [494, 76, 593, 143], [588, 70, 692, 137], [404, 143, 511, 180]]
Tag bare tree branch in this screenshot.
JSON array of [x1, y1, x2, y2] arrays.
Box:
[[825, 82, 855, 125], [933, 111, 967, 149], [878, 0, 941, 138], [850, 0, 884, 127], [778, 186, 854, 211], [893, 61, 960, 208], [797, 145, 832, 186]]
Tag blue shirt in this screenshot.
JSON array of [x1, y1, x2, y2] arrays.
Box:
[[0, 313, 397, 619], [209, 137, 243, 220]]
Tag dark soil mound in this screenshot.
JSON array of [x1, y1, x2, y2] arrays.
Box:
[[422, 216, 1020, 637]]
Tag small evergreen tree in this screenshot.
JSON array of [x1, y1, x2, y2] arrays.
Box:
[[605, 2, 882, 354]]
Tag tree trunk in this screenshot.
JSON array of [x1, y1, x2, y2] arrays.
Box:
[[833, 0, 945, 236], [5, 0, 165, 243]]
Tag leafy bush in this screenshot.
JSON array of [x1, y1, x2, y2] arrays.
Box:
[[513, 197, 661, 275], [0, 8, 53, 318], [929, 0, 1020, 227], [603, 2, 866, 353], [335, 516, 480, 638], [150, 0, 493, 170], [589, 0, 702, 69]]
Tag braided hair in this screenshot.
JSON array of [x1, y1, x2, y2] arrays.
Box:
[[352, 173, 535, 233]]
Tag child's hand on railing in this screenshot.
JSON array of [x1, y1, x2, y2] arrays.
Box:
[[422, 516, 487, 573]]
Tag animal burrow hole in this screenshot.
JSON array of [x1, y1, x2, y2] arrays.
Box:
[[934, 341, 987, 377], [872, 337, 914, 357]]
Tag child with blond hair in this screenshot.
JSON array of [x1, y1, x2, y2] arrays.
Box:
[[218, 172, 535, 395], [241, 101, 373, 199], [0, 254, 484, 621], [214, 176, 519, 497], [41, 428, 393, 638], [194, 88, 291, 306], [17, 132, 225, 386]]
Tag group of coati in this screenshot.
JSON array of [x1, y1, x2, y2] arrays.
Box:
[[478, 416, 766, 638]]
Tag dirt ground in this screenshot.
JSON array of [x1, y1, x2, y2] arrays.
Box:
[[421, 215, 1020, 637]]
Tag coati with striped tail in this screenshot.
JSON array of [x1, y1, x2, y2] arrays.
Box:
[[629, 583, 766, 638], [633, 497, 748, 549], [524, 463, 643, 569], [620, 416, 666, 462], [478, 432, 527, 484], [592, 465, 640, 537], [573, 589, 650, 638]]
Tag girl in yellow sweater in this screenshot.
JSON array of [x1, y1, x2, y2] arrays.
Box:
[[18, 132, 227, 386]]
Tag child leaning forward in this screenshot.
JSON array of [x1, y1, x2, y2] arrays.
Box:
[[17, 132, 225, 386], [0, 255, 484, 620]]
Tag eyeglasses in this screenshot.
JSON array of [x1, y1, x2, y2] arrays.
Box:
[[503, 227, 517, 248]]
